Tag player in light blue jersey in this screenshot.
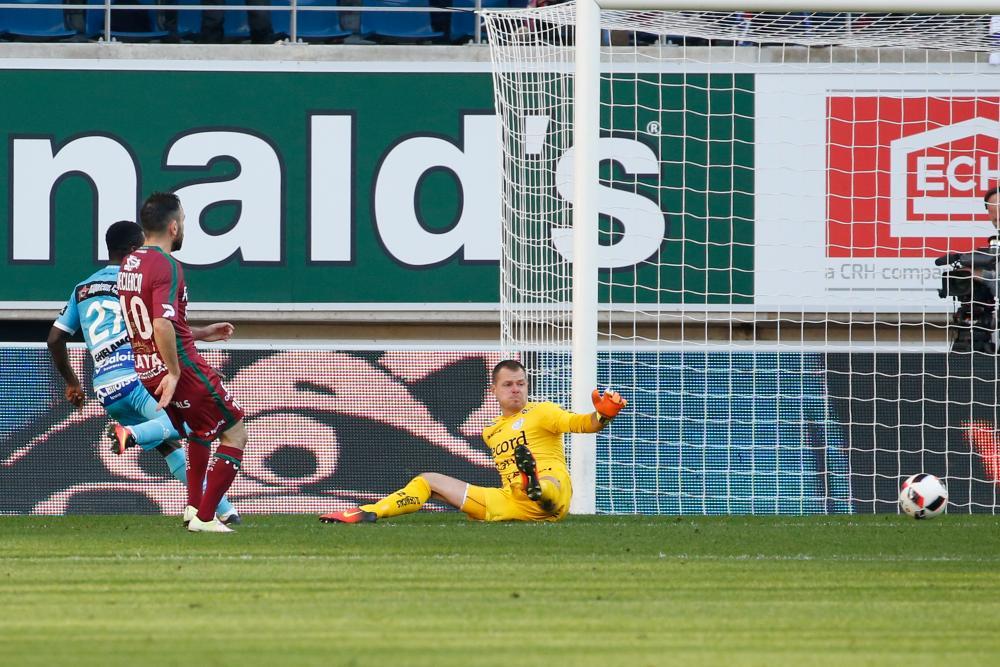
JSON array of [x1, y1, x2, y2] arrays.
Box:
[[47, 220, 239, 525]]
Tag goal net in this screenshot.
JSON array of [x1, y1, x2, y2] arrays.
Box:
[[483, 4, 1000, 514]]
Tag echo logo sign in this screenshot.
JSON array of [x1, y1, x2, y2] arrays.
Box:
[[890, 117, 1000, 234], [828, 96, 1000, 259]]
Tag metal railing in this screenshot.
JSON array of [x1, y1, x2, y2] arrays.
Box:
[[0, 1, 496, 45]]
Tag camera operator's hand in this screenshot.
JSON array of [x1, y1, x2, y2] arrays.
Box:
[[935, 252, 963, 267]]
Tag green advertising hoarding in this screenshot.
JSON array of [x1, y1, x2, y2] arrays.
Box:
[[603, 73, 754, 304], [0, 61, 753, 311]]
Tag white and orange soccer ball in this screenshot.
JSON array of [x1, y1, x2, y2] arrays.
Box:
[[898, 473, 948, 519]]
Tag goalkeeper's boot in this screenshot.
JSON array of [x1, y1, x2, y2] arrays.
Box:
[[319, 508, 377, 524], [219, 508, 243, 526], [514, 444, 542, 501], [107, 423, 137, 456], [187, 515, 234, 533]]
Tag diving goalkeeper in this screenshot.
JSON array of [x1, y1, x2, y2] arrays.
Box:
[[319, 359, 626, 523]]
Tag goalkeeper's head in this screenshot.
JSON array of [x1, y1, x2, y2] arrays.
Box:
[[105, 220, 145, 263], [491, 359, 528, 415]]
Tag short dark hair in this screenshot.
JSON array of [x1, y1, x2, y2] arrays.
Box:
[[105, 220, 144, 256], [139, 192, 181, 233], [984, 185, 1000, 207], [491, 359, 526, 383]]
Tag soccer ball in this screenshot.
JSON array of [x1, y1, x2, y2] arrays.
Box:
[[898, 473, 948, 519]]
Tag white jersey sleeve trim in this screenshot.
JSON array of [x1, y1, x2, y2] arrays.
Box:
[[52, 320, 77, 335]]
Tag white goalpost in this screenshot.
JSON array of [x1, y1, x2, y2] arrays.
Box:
[[484, 2, 1000, 515]]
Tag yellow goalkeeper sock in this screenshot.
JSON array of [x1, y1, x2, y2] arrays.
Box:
[[537, 478, 561, 513], [360, 476, 432, 519]]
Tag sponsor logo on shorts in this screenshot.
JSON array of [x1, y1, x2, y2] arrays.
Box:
[[171, 400, 191, 409], [197, 418, 229, 440], [94, 376, 139, 400], [192, 419, 226, 440]]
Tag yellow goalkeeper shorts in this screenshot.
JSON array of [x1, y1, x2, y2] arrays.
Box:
[[460, 468, 572, 522]]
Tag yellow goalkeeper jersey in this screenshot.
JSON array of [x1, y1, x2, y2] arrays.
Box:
[[482, 401, 599, 489]]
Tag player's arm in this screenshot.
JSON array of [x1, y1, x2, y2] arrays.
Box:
[[152, 317, 182, 409], [191, 322, 235, 342], [547, 390, 628, 434], [46, 326, 84, 408], [48, 292, 84, 408]]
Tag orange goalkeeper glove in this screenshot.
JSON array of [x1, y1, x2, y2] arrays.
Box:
[[592, 389, 627, 423]]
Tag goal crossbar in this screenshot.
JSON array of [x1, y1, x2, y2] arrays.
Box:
[[595, 1, 1000, 11]]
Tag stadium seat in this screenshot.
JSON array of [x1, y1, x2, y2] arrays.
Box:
[[177, 0, 250, 42], [221, 0, 251, 41], [448, 0, 505, 43], [270, 0, 350, 42], [360, 0, 443, 42], [175, 0, 202, 38], [86, 0, 169, 41], [0, 0, 77, 40]]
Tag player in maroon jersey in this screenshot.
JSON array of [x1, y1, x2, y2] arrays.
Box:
[[117, 192, 248, 533]]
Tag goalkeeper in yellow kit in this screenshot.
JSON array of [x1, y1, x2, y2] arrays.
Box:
[[319, 359, 627, 523]]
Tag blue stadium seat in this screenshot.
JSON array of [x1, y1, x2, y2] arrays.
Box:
[[177, 0, 250, 42], [175, 0, 202, 37], [360, 0, 443, 42], [448, 0, 505, 43], [0, 0, 77, 40], [221, 0, 251, 41], [271, 0, 350, 42], [86, 0, 169, 41]]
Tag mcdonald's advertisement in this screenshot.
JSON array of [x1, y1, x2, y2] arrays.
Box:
[[0, 61, 751, 311]]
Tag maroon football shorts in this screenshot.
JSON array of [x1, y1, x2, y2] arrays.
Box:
[[148, 365, 245, 443]]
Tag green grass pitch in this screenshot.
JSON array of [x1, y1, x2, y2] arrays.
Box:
[[1, 514, 998, 667]]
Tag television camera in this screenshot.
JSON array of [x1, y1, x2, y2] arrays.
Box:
[[936, 237, 1000, 353]]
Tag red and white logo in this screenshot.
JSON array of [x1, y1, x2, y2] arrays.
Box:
[[890, 117, 1000, 235], [828, 96, 1000, 258]]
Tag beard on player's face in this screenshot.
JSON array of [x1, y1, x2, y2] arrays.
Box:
[[170, 221, 184, 251]]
